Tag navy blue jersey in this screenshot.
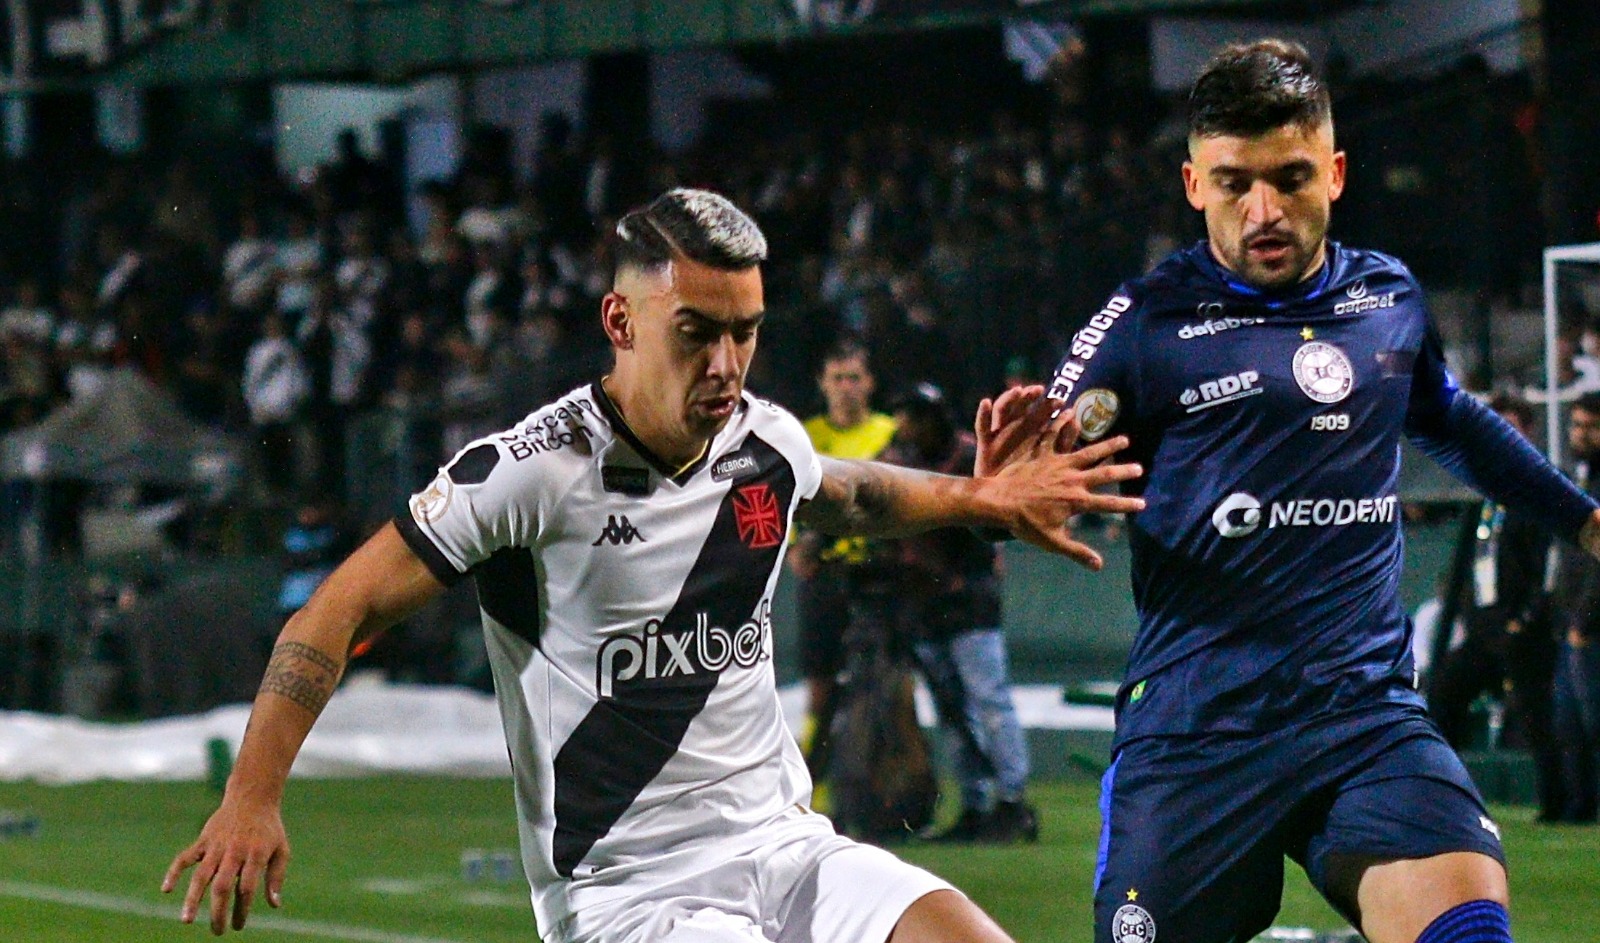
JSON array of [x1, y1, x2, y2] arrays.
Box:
[[1051, 241, 1597, 746]]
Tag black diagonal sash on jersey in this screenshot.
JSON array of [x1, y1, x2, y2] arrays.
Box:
[[551, 435, 795, 877], [475, 547, 542, 646]]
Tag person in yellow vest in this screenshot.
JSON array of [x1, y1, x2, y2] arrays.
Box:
[[788, 338, 899, 771]]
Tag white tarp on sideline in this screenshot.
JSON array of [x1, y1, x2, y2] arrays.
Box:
[[0, 678, 1113, 784]]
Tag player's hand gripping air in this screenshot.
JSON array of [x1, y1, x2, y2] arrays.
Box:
[[975, 384, 1144, 568], [162, 790, 289, 935], [160, 526, 441, 935]]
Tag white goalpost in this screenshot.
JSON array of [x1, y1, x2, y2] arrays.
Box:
[[1543, 241, 1600, 467]]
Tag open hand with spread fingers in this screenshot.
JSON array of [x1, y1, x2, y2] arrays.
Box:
[[973, 385, 1144, 568], [975, 386, 1091, 477], [984, 432, 1145, 568], [162, 794, 290, 935]]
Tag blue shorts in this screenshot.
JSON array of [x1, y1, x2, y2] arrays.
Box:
[[1092, 711, 1505, 943]]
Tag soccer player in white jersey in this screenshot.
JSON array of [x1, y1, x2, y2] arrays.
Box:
[[163, 188, 1145, 943]]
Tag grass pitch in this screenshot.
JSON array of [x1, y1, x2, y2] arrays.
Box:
[[0, 777, 1594, 942]]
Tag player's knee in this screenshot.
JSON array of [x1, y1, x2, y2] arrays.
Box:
[[1352, 852, 1509, 943], [1414, 900, 1511, 943]]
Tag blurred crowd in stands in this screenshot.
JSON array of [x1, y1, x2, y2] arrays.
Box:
[[0, 48, 1564, 544], [0, 122, 1182, 530], [4, 41, 1598, 782]]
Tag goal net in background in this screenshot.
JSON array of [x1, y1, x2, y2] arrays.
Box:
[[1542, 242, 1600, 467]]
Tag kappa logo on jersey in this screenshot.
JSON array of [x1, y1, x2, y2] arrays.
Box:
[[592, 514, 646, 546], [1334, 278, 1398, 315], [1049, 295, 1132, 401], [1112, 903, 1157, 943], [1212, 491, 1399, 538], [1293, 341, 1355, 403], [1177, 304, 1265, 340], [733, 484, 785, 548], [596, 602, 771, 699], [1179, 370, 1261, 413]]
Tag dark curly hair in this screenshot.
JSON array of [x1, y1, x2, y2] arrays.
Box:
[[1188, 39, 1332, 140]]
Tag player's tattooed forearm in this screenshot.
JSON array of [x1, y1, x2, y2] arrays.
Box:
[[802, 459, 930, 537], [260, 641, 343, 715], [273, 640, 339, 674]]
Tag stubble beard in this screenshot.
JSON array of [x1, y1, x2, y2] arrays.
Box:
[[1229, 234, 1315, 292]]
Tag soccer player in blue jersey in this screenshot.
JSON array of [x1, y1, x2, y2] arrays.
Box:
[[1027, 39, 1600, 943]]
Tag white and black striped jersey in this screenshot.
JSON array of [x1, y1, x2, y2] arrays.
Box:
[[396, 381, 823, 932]]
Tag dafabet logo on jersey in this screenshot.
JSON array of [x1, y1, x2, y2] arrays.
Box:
[[1177, 303, 1264, 340], [1333, 278, 1397, 315]]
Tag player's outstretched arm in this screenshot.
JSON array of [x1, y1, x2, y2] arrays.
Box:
[[161, 522, 446, 935], [799, 439, 1144, 570]]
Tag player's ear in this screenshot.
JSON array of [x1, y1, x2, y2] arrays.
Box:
[[1328, 150, 1347, 203], [1182, 160, 1205, 211], [601, 293, 633, 350]]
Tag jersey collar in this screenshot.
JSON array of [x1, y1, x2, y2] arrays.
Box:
[[590, 379, 717, 487], [1194, 240, 1336, 309]]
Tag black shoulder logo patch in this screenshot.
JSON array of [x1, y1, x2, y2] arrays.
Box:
[[448, 443, 501, 485], [602, 465, 651, 496], [711, 441, 766, 482]]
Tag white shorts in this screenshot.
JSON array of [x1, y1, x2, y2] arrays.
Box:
[[548, 808, 954, 943]]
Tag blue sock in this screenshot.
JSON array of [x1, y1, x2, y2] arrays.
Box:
[[1414, 900, 1512, 943]]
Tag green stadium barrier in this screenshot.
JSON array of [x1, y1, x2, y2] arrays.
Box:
[[0, 517, 1469, 721], [1460, 750, 1540, 806], [770, 517, 1463, 686]]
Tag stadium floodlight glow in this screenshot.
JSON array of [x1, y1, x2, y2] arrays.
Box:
[[1543, 241, 1600, 467]]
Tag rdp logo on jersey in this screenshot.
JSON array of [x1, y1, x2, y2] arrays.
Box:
[[1179, 370, 1261, 413], [596, 602, 771, 699]]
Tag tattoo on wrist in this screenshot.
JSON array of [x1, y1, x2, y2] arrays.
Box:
[[260, 641, 342, 715]]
